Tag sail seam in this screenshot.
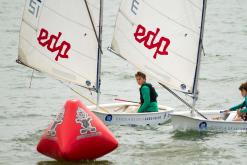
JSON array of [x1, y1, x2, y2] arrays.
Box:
[[43, 4, 95, 32], [142, 0, 199, 35], [86, 2, 100, 10], [22, 19, 38, 31], [186, 0, 201, 10]]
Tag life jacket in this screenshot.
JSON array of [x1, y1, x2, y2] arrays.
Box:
[[140, 83, 158, 104], [240, 96, 247, 121], [245, 96, 247, 107]]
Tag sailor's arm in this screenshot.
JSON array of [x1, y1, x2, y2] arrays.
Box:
[[240, 107, 247, 113], [138, 86, 150, 113], [230, 101, 244, 111]]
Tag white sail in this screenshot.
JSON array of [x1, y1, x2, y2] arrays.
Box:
[[111, 0, 206, 94], [18, 0, 101, 89]]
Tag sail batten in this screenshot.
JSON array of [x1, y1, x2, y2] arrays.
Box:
[[111, 0, 205, 94]]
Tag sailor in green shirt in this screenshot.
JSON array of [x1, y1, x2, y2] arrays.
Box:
[[135, 72, 158, 113], [224, 82, 247, 121]]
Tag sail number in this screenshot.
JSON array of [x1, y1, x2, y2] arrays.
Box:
[[131, 0, 139, 15], [28, 0, 42, 18], [37, 28, 71, 61], [134, 24, 170, 59]]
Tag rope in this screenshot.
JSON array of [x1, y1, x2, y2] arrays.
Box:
[[84, 0, 103, 54], [60, 81, 109, 113], [29, 69, 34, 88]]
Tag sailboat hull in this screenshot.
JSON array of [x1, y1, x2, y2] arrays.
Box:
[[88, 102, 173, 125], [171, 110, 247, 132]]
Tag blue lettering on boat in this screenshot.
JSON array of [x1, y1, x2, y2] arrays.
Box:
[[105, 114, 113, 122], [199, 122, 207, 130]]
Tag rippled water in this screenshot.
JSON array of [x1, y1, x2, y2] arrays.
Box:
[[0, 0, 247, 165]]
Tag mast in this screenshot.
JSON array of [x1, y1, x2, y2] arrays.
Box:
[[191, 0, 207, 114], [159, 83, 207, 119], [96, 0, 104, 110]]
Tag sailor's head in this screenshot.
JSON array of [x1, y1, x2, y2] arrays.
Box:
[[135, 71, 146, 86], [239, 82, 247, 97]]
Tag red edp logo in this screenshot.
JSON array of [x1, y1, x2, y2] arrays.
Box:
[[37, 28, 71, 61], [134, 24, 170, 59]]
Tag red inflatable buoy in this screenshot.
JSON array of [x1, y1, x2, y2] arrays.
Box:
[[37, 99, 118, 161]]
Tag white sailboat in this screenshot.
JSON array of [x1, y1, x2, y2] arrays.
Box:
[[171, 110, 247, 132], [168, 0, 247, 132], [90, 102, 173, 125], [106, 0, 247, 131], [101, 0, 206, 124], [17, 0, 173, 126]]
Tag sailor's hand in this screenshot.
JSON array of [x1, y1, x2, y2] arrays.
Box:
[[237, 109, 241, 116], [224, 110, 230, 113]]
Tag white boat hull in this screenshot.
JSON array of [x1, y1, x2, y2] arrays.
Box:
[[171, 110, 247, 132], [87, 102, 173, 125]]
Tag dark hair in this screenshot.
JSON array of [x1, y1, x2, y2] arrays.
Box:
[[135, 72, 146, 80], [239, 82, 247, 91]]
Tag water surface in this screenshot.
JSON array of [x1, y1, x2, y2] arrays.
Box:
[[0, 0, 247, 165]]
